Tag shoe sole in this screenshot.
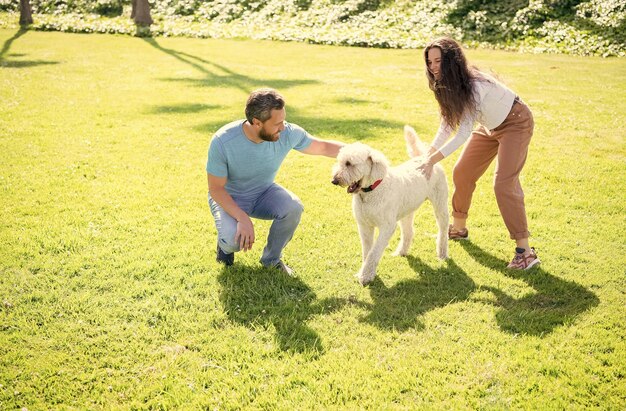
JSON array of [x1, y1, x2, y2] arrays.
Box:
[[507, 258, 540, 270], [263, 262, 295, 276], [449, 236, 469, 241], [524, 258, 541, 270], [216, 258, 233, 266]]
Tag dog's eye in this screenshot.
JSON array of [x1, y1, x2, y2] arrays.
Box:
[[345, 161, 351, 166]]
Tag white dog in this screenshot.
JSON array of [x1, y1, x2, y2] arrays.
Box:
[[331, 126, 449, 285]]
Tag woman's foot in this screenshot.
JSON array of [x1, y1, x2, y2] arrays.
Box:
[[448, 225, 469, 240], [507, 247, 540, 270]]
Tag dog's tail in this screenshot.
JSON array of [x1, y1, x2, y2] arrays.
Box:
[[404, 125, 428, 158]]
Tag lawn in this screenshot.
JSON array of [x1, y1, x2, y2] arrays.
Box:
[[0, 28, 624, 409]]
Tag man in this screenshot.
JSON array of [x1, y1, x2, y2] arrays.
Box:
[[207, 88, 344, 274]]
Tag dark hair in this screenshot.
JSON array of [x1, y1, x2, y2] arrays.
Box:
[[245, 88, 285, 124], [424, 37, 478, 128]]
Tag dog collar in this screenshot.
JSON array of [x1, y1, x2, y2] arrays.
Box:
[[361, 179, 382, 192]]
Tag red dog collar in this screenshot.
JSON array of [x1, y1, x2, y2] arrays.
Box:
[[361, 179, 382, 192]]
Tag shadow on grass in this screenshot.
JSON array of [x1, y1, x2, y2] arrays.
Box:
[[333, 97, 373, 105], [459, 241, 600, 336], [0, 28, 59, 68], [141, 37, 402, 140], [290, 111, 404, 141], [146, 103, 223, 114], [362, 257, 476, 331], [217, 264, 350, 356], [140, 37, 319, 93], [194, 108, 404, 141]]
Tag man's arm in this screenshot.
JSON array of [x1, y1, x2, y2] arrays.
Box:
[[208, 174, 255, 251], [299, 137, 345, 158]]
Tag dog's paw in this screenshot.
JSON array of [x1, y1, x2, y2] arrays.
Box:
[[437, 240, 449, 260], [358, 276, 375, 286], [392, 249, 409, 257], [356, 270, 376, 286]]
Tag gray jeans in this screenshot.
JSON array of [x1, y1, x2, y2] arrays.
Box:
[[208, 183, 304, 267]]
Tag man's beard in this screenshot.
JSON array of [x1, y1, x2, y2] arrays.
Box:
[[259, 129, 280, 142]]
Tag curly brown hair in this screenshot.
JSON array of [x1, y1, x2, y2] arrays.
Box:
[[245, 88, 285, 124], [424, 37, 479, 128]]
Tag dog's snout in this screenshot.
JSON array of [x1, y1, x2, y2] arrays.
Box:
[[331, 178, 339, 185]]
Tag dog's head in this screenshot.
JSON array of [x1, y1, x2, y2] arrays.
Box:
[[331, 142, 389, 194]]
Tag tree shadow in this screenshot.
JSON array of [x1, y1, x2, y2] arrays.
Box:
[[140, 37, 404, 140], [0, 27, 27, 59], [145, 103, 223, 114], [291, 112, 404, 141], [140, 37, 319, 93], [459, 241, 599, 336], [361, 257, 476, 331], [194, 106, 404, 140], [0, 28, 59, 68], [217, 264, 351, 355], [333, 97, 373, 105]]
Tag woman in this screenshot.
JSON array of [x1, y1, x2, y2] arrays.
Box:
[[417, 37, 540, 270]]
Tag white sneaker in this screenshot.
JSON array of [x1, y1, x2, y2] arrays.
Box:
[[272, 260, 295, 276]]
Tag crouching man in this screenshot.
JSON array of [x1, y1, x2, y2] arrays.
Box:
[[207, 88, 344, 275]]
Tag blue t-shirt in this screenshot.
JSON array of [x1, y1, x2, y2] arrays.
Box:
[[206, 120, 313, 197]]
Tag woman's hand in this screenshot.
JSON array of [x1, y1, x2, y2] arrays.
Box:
[[417, 160, 435, 180], [417, 150, 444, 180]]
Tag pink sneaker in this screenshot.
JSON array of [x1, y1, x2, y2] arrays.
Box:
[[507, 247, 540, 270]]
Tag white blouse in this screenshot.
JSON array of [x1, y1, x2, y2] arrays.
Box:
[[431, 75, 516, 158]]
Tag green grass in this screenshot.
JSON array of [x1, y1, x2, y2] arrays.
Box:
[[1, 28, 624, 409]]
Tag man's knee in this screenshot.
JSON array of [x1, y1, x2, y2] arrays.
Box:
[[218, 235, 240, 254], [282, 198, 304, 220]]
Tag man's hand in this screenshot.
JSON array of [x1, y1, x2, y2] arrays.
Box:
[[208, 173, 255, 251], [235, 215, 255, 251]]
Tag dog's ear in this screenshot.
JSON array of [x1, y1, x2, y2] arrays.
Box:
[[367, 148, 388, 182]]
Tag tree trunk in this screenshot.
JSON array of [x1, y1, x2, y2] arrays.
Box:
[[131, 0, 153, 26], [19, 0, 33, 26]]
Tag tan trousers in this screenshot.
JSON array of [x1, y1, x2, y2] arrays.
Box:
[[452, 100, 534, 240]]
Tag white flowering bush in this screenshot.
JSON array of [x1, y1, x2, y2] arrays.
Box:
[[577, 0, 625, 27], [0, 0, 16, 12], [0, 0, 623, 56], [93, 0, 124, 17]]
